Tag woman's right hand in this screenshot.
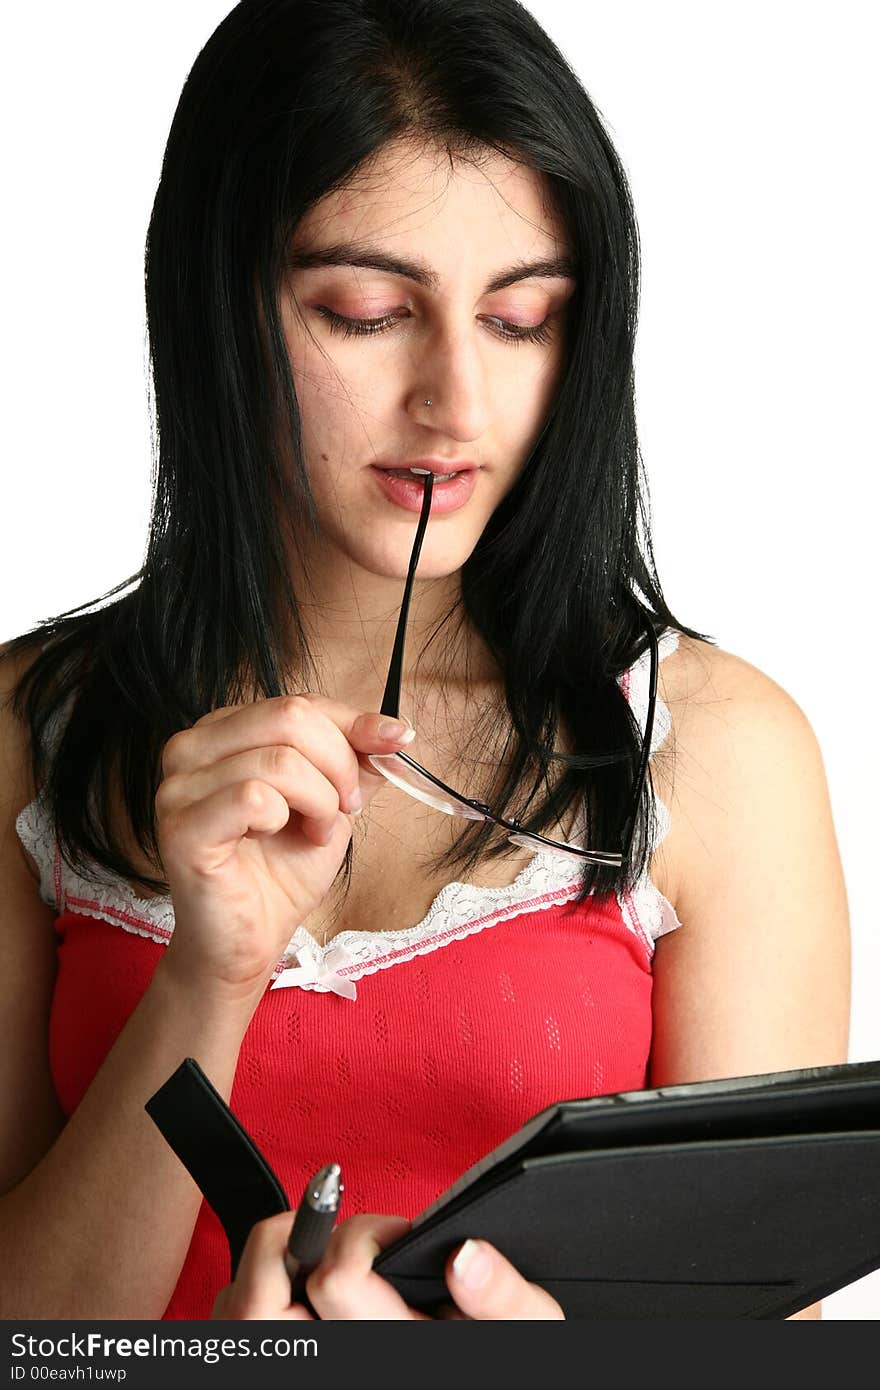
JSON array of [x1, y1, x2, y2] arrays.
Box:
[[154, 693, 416, 998]]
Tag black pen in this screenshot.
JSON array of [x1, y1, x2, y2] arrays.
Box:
[[285, 1162, 343, 1306]]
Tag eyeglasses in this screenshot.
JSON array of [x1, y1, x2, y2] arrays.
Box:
[[367, 472, 658, 868]]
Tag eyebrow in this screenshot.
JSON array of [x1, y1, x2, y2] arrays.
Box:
[[287, 241, 578, 293]]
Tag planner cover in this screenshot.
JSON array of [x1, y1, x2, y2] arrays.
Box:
[[147, 1058, 880, 1318], [374, 1060, 880, 1318]]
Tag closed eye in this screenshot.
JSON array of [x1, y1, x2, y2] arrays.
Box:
[[314, 306, 555, 346]]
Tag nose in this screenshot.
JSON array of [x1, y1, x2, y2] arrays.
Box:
[[406, 317, 494, 441]]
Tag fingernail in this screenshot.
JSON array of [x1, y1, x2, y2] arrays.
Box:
[[452, 1239, 492, 1291], [377, 719, 416, 743], [345, 786, 363, 814]]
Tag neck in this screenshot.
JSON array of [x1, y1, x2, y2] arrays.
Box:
[[286, 550, 498, 706]]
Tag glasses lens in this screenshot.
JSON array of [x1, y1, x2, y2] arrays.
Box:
[[367, 752, 489, 821]]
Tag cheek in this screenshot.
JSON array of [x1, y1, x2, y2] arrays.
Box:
[[284, 323, 378, 413], [509, 354, 564, 426], [283, 355, 345, 431], [502, 362, 565, 462]]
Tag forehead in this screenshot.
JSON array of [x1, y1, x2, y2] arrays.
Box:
[[292, 138, 569, 269]]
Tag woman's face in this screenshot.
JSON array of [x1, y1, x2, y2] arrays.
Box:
[[280, 138, 577, 582]]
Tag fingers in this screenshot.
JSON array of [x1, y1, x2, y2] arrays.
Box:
[[444, 1240, 565, 1320], [210, 1214, 565, 1322], [303, 1214, 430, 1321], [158, 694, 416, 845], [157, 744, 352, 851], [212, 1211, 424, 1321], [210, 1211, 315, 1321]]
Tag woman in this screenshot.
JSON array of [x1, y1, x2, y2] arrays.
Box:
[[0, 0, 847, 1321]]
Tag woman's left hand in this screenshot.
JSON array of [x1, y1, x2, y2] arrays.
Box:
[[210, 1210, 565, 1320]]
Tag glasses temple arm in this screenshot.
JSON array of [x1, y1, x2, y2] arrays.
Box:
[[379, 505, 659, 875], [379, 472, 435, 719]]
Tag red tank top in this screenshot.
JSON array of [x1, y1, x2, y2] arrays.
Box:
[[17, 633, 683, 1319]]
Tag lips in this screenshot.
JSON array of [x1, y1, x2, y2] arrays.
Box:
[[370, 464, 479, 514], [375, 460, 478, 475]]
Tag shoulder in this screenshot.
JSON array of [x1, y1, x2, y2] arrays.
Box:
[[650, 631, 826, 913], [0, 643, 49, 887], [647, 629, 850, 1079], [656, 628, 809, 729], [0, 643, 42, 809], [658, 629, 824, 790]]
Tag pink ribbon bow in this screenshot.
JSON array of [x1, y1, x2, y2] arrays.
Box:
[[269, 943, 357, 1000]]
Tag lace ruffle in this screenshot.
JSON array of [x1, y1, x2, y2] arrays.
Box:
[[14, 628, 682, 995]]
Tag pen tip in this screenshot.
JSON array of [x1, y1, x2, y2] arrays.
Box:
[[309, 1162, 343, 1212]]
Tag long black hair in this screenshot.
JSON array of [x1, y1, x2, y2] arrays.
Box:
[[2, 0, 713, 917]]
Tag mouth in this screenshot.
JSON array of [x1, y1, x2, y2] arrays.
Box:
[[369, 463, 479, 513], [377, 468, 460, 483], [374, 461, 478, 483]]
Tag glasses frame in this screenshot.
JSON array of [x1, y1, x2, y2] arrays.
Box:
[[367, 472, 658, 870]]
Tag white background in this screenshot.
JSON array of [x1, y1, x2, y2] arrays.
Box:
[[1, 1, 876, 1319]]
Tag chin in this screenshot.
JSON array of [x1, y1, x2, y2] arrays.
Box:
[[360, 534, 475, 582]]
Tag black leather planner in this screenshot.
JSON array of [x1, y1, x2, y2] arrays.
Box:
[[145, 1057, 880, 1318]]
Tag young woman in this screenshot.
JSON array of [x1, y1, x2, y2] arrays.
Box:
[[0, 0, 848, 1321]]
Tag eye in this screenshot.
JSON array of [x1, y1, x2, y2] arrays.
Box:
[[314, 307, 406, 338], [314, 306, 554, 346], [489, 316, 554, 346]]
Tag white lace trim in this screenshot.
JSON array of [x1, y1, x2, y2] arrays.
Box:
[[14, 628, 682, 997]]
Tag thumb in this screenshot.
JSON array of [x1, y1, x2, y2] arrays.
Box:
[[351, 713, 417, 793], [353, 711, 417, 749], [445, 1240, 565, 1321]]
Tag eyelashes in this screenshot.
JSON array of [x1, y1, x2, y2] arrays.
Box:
[[314, 305, 554, 347]]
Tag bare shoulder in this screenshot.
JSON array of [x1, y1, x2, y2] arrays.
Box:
[[650, 631, 822, 912], [657, 630, 810, 733], [0, 642, 69, 1196], [648, 627, 849, 1069], [0, 644, 46, 886]]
